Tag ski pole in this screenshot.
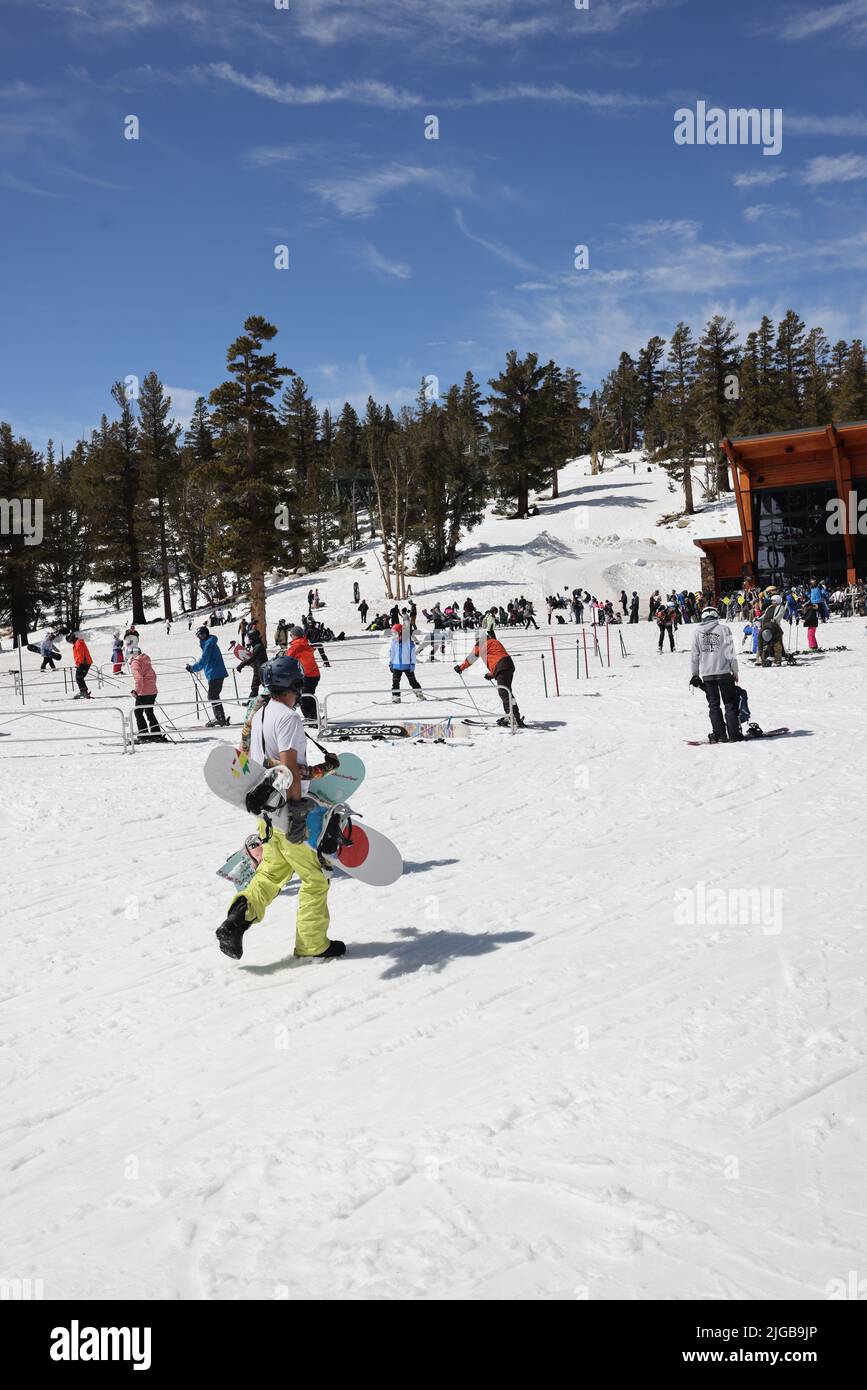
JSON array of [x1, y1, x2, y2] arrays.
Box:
[[541, 653, 548, 698], [457, 670, 485, 719], [583, 628, 590, 678], [576, 638, 580, 682], [619, 630, 627, 659], [606, 624, 611, 668]]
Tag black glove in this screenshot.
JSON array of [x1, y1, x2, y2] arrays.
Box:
[[453, 664, 463, 675], [185, 664, 193, 672], [484, 672, 494, 680], [323, 751, 340, 772], [689, 675, 704, 690], [287, 796, 315, 845]]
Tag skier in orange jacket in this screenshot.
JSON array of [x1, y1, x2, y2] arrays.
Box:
[[455, 630, 525, 727], [67, 633, 93, 699], [286, 626, 330, 719]]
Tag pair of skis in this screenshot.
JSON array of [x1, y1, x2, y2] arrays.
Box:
[[205, 744, 402, 887]]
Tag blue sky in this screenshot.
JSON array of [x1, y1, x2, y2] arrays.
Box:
[[2, 0, 867, 452]]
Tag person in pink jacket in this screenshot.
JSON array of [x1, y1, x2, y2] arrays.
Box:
[[129, 647, 165, 742]]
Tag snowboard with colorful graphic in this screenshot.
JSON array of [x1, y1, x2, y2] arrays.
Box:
[[206, 744, 401, 886]]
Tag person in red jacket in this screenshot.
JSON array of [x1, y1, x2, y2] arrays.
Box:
[[286, 625, 330, 719], [67, 632, 92, 699], [455, 630, 525, 727]]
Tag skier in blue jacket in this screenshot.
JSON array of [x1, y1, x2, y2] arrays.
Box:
[[187, 625, 230, 726]]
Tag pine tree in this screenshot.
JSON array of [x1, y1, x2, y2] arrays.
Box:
[[0, 422, 45, 641], [801, 328, 832, 426], [176, 397, 218, 611], [80, 387, 151, 623], [280, 375, 322, 566], [774, 310, 807, 428], [41, 441, 91, 631], [138, 371, 181, 621], [636, 336, 666, 448], [206, 316, 293, 632], [653, 322, 699, 513], [486, 351, 547, 516], [833, 339, 867, 420], [695, 315, 739, 493]]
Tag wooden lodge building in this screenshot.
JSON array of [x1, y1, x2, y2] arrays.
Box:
[[694, 421, 867, 594]]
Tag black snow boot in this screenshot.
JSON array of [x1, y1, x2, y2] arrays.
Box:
[[216, 896, 251, 959], [294, 940, 346, 961], [708, 732, 728, 743]]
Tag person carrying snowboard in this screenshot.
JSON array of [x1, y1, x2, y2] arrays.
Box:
[[187, 625, 230, 726], [455, 630, 525, 727], [286, 624, 330, 718], [68, 632, 92, 698], [236, 629, 269, 699], [689, 604, 742, 743], [40, 631, 61, 672], [389, 623, 425, 703], [216, 655, 344, 963]]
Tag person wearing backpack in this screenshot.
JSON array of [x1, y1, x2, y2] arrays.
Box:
[[656, 602, 676, 652], [689, 604, 742, 743], [67, 632, 93, 698]]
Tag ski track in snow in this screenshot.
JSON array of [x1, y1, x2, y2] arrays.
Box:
[[1, 455, 865, 1300]]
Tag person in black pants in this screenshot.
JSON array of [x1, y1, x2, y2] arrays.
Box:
[[657, 605, 676, 651], [629, 592, 639, 624]]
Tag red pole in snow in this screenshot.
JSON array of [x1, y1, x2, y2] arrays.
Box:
[[606, 624, 611, 668], [550, 636, 560, 696], [582, 628, 590, 678]]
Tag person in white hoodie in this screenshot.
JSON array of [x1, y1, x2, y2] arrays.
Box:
[[689, 604, 742, 743]]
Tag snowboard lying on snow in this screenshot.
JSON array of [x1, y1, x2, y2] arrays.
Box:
[[686, 727, 791, 746], [205, 745, 402, 886]]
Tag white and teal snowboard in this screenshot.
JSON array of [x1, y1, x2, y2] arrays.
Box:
[[206, 744, 401, 886]]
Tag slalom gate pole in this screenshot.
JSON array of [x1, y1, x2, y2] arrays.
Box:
[[592, 621, 600, 656], [541, 653, 548, 698], [550, 636, 560, 696], [17, 635, 24, 706], [583, 628, 590, 678], [606, 625, 611, 668]]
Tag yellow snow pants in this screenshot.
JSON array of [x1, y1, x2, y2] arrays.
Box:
[[232, 821, 331, 957]]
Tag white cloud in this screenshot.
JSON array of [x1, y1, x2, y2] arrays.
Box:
[[742, 203, 800, 222], [310, 164, 471, 217], [207, 63, 421, 110], [164, 386, 202, 429], [777, 0, 867, 45], [363, 242, 412, 280], [802, 153, 867, 185], [732, 169, 788, 188], [453, 209, 537, 272]]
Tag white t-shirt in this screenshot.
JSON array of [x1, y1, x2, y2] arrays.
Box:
[[251, 699, 309, 795]]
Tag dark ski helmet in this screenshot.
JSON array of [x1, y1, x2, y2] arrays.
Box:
[[195, 625, 210, 639], [290, 625, 305, 638], [261, 654, 304, 694]]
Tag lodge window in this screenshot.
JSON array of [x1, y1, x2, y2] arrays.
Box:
[[752, 482, 848, 586]]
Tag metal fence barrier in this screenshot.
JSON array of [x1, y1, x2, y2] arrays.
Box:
[[0, 705, 131, 754], [317, 685, 516, 735]]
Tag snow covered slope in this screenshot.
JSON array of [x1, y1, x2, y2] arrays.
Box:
[[1, 455, 865, 1301]]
